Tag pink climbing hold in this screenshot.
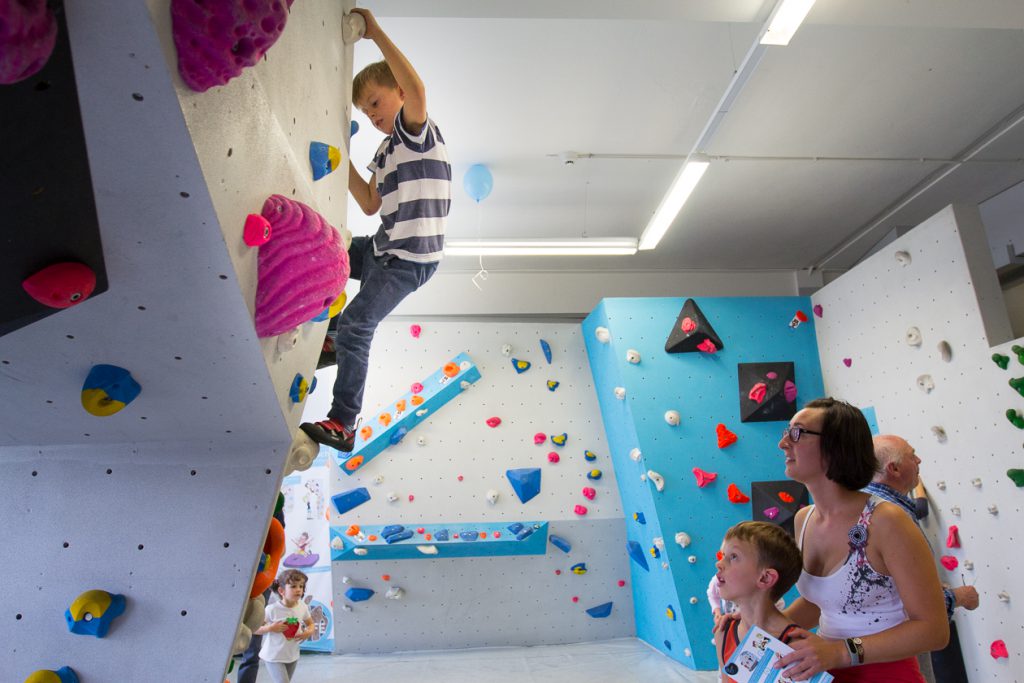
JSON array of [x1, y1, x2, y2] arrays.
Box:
[[813, 304, 823, 318], [417, 527, 424, 534], [940, 555, 958, 571], [555, 569, 562, 575], [696, 338, 718, 353], [486, 417, 502, 428], [457, 475, 464, 482], [408, 494, 414, 502], [991, 640, 1009, 660], [0, 0, 57, 84], [410, 324, 422, 338], [493, 531, 501, 538], [617, 580, 626, 587], [547, 452, 560, 463], [572, 596, 579, 603], [411, 382, 424, 394], [763, 506, 780, 520], [946, 525, 960, 549], [680, 317, 697, 334], [582, 486, 596, 500], [243, 213, 273, 246], [784, 379, 798, 403], [534, 432, 547, 445], [693, 468, 717, 488], [766, 372, 778, 380], [748, 382, 767, 404], [842, 358, 852, 367], [170, 0, 295, 92], [254, 195, 349, 338], [574, 504, 588, 516]]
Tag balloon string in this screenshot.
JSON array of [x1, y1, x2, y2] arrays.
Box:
[[472, 200, 488, 291]]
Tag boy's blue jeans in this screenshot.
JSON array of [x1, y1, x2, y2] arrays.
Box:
[[327, 236, 438, 426]]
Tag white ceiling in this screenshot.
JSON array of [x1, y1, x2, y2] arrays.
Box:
[[345, 0, 1024, 274]]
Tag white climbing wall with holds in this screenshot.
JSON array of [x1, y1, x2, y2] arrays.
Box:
[[303, 320, 636, 652], [812, 203, 1022, 680]]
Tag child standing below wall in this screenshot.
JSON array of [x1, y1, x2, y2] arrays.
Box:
[[714, 521, 804, 682], [255, 569, 316, 683], [301, 7, 451, 452]]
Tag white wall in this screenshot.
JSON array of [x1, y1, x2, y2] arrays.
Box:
[[303, 320, 637, 651], [812, 204, 1021, 681]]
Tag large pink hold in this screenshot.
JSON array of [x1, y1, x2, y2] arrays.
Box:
[[254, 195, 349, 338], [170, 0, 294, 92], [0, 0, 56, 84], [784, 379, 797, 403]]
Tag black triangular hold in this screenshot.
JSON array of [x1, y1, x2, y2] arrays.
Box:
[[738, 362, 797, 423], [751, 480, 809, 537], [664, 298, 724, 354]]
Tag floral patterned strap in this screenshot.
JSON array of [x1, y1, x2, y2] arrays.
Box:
[[847, 498, 877, 558]]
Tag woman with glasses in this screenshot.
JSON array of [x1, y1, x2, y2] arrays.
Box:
[[773, 398, 948, 682]]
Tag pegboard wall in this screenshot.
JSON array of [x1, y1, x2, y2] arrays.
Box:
[[582, 297, 825, 671], [1, 2, 356, 681], [812, 204, 1022, 682], [301, 321, 637, 651]]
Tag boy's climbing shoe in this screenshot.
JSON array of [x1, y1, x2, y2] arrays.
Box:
[[301, 419, 355, 452], [317, 336, 337, 369]]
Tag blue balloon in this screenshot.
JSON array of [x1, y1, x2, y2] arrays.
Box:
[[350, 120, 359, 137], [463, 164, 493, 203]]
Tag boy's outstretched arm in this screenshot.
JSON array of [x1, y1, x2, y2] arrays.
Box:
[[351, 7, 427, 135], [348, 159, 381, 215]]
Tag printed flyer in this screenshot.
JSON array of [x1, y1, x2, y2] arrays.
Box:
[[724, 625, 834, 683]]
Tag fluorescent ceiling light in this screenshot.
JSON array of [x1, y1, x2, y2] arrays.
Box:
[[444, 238, 638, 256], [760, 0, 816, 46], [637, 159, 709, 251]]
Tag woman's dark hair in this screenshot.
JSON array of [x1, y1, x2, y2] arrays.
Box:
[[803, 397, 877, 490]]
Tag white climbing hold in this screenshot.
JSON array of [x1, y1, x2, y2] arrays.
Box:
[[932, 426, 947, 443], [387, 491, 399, 503], [275, 328, 300, 360], [689, 596, 699, 605], [626, 349, 641, 364], [951, 506, 961, 516], [416, 409, 428, 417], [895, 250, 911, 266], [460, 361, 471, 372], [936, 480, 946, 490], [385, 586, 405, 600], [988, 504, 999, 515], [998, 591, 1010, 602], [614, 387, 626, 400], [353, 548, 368, 556], [417, 435, 427, 446], [629, 448, 642, 462], [963, 560, 974, 570], [417, 545, 438, 555], [341, 604, 353, 612], [916, 374, 934, 393], [486, 489, 499, 505], [972, 478, 983, 488], [595, 327, 611, 343], [341, 576, 351, 584], [283, 430, 318, 476], [675, 531, 692, 548], [662, 562, 669, 570], [460, 380, 471, 390], [653, 537, 665, 552], [664, 410, 681, 426], [501, 343, 513, 356], [647, 470, 665, 492], [330, 537, 344, 550], [688, 555, 697, 564], [639, 472, 647, 482], [684, 648, 692, 658], [937, 340, 952, 362], [906, 327, 922, 347], [373, 474, 384, 485]]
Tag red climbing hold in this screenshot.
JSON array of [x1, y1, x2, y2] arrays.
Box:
[[795, 310, 808, 323], [716, 424, 738, 449], [991, 640, 1009, 659], [693, 468, 717, 488], [940, 555, 958, 571], [696, 338, 718, 353], [547, 452, 560, 463], [778, 491, 795, 503], [946, 525, 960, 549], [486, 417, 502, 428], [727, 483, 750, 504]]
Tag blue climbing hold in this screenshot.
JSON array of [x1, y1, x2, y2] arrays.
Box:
[[309, 141, 341, 181], [385, 530, 413, 544], [331, 487, 370, 515], [664, 640, 672, 650], [551, 432, 568, 447], [665, 604, 676, 621], [345, 587, 374, 602], [389, 426, 408, 445], [633, 512, 646, 525], [549, 535, 572, 553], [586, 469, 602, 481], [540, 339, 552, 364], [511, 358, 531, 374], [515, 526, 534, 541], [381, 525, 405, 538], [350, 120, 359, 137], [65, 590, 126, 638], [586, 602, 613, 618], [546, 380, 560, 391], [507, 522, 524, 534], [584, 450, 597, 461], [506, 467, 542, 504], [460, 531, 479, 541], [435, 529, 449, 542], [649, 545, 660, 559], [570, 562, 587, 575], [627, 540, 650, 571]]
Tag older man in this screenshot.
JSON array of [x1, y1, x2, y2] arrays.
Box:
[[869, 435, 978, 683]]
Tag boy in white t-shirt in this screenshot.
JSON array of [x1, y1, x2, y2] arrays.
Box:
[[255, 569, 315, 683]]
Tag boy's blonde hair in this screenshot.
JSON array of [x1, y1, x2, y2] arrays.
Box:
[[724, 521, 802, 601], [352, 60, 398, 105]]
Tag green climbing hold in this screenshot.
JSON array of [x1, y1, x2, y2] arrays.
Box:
[[1011, 378, 1024, 397], [1013, 345, 1024, 365], [993, 353, 1010, 370], [1007, 469, 1024, 487], [1007, 409, 1024, 429]]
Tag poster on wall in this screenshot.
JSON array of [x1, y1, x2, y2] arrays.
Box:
[[281, 450, 335, 652]]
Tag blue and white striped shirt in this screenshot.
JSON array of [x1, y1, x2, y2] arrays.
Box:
[[369, 110, 451, 263]]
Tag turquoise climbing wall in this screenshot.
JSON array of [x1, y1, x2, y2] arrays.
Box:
[[583, 297, 825, 670]]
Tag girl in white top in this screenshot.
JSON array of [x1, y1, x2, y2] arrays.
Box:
[[256, 569, 315, 683], [774, 398, 948, 682]]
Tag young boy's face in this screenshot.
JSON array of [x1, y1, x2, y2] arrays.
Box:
[[357, 81, 405, 135], [715, 538, 764, 602], [279, 580, 306, 604]]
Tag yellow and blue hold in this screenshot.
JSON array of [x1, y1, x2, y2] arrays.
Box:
[[309, 141, 342, 181], [24, 667, 79, 683], [65, 589, 126, 638], [80, 364, 141, 416]]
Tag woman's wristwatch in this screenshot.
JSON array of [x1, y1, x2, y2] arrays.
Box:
[[845, 637, 865, 665]]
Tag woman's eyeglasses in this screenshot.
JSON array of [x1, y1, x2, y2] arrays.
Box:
[[783, 426, 822, 442]]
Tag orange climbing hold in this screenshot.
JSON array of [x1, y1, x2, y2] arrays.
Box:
[[379, 413, 392, 427], [346, 525, 360, 536], [778, 491, 795, 503], [443, 362, 460, 377], [411, 395, 425, 406], [359, 426, 373, 440], [727, 483, 750, 503], [395, 399, 407, 413], [716, 424, 737, 449], [368, 535, 378, 542], [343, 455, 364, 471]]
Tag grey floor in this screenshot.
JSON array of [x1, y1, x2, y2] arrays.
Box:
[[230, 638, 720, 683]]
